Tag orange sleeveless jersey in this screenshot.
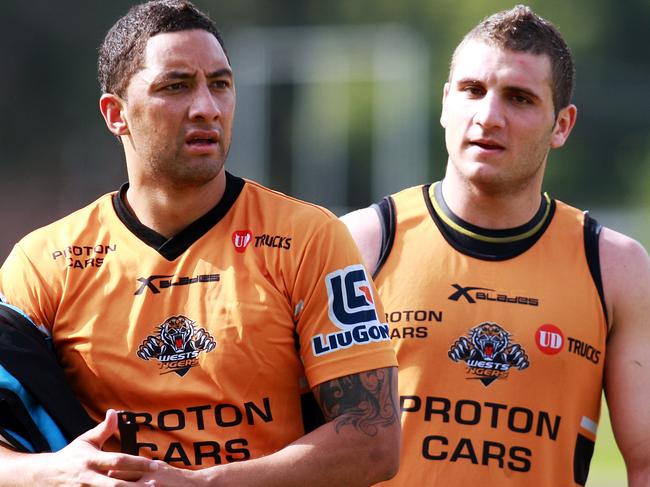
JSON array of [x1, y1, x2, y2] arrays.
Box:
[[0, 173, 396, 468], [375, 184, 606, 486]]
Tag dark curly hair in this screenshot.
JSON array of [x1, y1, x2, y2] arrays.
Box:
[[98, 0, 227, 97]]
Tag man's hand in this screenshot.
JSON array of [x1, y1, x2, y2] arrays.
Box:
[[0, 409, 158, 487]]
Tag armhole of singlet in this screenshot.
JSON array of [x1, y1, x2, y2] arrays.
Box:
[[372, 196, 396, 279], [583, 212, 609, 332]]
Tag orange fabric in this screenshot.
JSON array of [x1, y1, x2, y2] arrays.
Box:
[[0, 177, 395, 468], [376, 185, 606, 486]]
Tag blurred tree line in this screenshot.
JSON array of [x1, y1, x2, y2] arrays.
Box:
[[0, 0, 648, 260]]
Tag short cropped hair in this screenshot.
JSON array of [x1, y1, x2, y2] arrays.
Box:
[[98, 0, 227, 97], [450, 5, 574, 113]]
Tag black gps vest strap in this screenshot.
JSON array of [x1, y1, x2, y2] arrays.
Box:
[[583, 212, 608, 331], [372, 196, 397, 279]]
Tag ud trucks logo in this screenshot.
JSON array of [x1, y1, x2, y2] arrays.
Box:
[[137, 315, 216, 377], [311, 264, 390, 357], [232, 230, 253, 253], [448, 321, 529, 386]]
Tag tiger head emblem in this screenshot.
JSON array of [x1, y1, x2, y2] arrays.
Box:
[[159, 315, 195, 353], [471, 322, 509, 361], [137, 315, 217, 376], [448, 321, 530, 386]]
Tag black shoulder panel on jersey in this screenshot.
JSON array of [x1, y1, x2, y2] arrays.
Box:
[[583, 212, 608, 331], [113, 171, 246, 261], [373, 196, 396, 279]]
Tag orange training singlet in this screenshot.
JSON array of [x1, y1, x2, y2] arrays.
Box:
[[374, 182, 606, 486]]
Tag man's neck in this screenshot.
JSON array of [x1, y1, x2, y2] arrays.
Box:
[[441, 173, 543, 230], [124, 170, 227, 239]]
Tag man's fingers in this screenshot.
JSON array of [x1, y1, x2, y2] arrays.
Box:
[[107, 469, 145, 481], [77, 409, 118, 449], [93, 452, 159, 475], [72, 409, 158, 475]]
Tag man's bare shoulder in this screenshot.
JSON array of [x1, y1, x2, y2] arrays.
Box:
[[599, 226, 650, 329], [599, 227, 650, 478], [600, 227, 650, 283], [340, 207, 382, 274]]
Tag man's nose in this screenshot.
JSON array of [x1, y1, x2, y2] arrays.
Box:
[[189, 84, 221, 121], [473, 93, 505, 129]]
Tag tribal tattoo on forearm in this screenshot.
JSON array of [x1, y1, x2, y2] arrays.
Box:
[[313, 366, 398, 436]]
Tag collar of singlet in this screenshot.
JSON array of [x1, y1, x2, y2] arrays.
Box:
[[425, 181, 555, 261], [112, 171, 245, 261]]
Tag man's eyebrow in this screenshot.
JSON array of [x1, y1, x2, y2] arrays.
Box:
[[206, 68, 233, 79], [151, 70, 196, 84], [454, 77, 543, 100], [455, 77, 483, 86], [151, 68, 233, 83]]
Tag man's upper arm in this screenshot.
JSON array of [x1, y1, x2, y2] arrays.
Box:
[[312, 366, 400, 479], [340, 207, 382, 275], [312, 366, 398, 436], [290, 215, 399, 482], [0, 243, 55, 329], [601, 227, 650, 483]]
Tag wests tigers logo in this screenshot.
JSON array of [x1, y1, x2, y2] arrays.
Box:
[[448, 321, 529, 386], [137, 315, 216, 377]]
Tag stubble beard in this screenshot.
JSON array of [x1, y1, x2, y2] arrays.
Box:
[[151, 137, 231, 190], [453, 139, 550, 198]]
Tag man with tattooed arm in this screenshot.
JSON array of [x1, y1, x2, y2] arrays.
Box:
[[0, 1, 399, 485]]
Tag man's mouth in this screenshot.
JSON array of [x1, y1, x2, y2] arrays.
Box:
[[188, 139, 215, 146], [469, 139, 504, 151], [185, 130, 219, 146]]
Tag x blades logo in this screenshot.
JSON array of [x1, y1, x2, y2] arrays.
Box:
[[137, 315, 216, 377], [134, 274, 220, 295], [448, 321, 529, 386], [448, 284, 493, 303], [448, 283, 539, 307]]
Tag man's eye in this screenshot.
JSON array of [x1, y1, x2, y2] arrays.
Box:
[[512, 95, 531, 105], [211, 80, 230, 89], [462, 86, 484, 96], [164, 82, 186, 91]]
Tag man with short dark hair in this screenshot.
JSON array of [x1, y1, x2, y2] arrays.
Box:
[[343, 5, 650, 486], [0, 1, 399, 485]]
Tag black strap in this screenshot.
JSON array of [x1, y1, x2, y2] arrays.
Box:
[[583, 213, 608, 331], [117, 410, 138, 455], [372, 196, 396, 278], [0, 305, 95, 444], [292, 331, 325, 434], [0, 389, 50, 452]]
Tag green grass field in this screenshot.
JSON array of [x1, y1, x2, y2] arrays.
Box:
[[587, 399, 626, 487]]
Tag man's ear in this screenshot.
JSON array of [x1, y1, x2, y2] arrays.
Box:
[[99, 93, 129, 136], [550, 104, 577, 149], [440, 83, 450, 128]]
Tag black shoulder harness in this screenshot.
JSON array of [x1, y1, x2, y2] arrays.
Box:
[[583, 212, 608, 330], [371, 196, 397, 278]]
